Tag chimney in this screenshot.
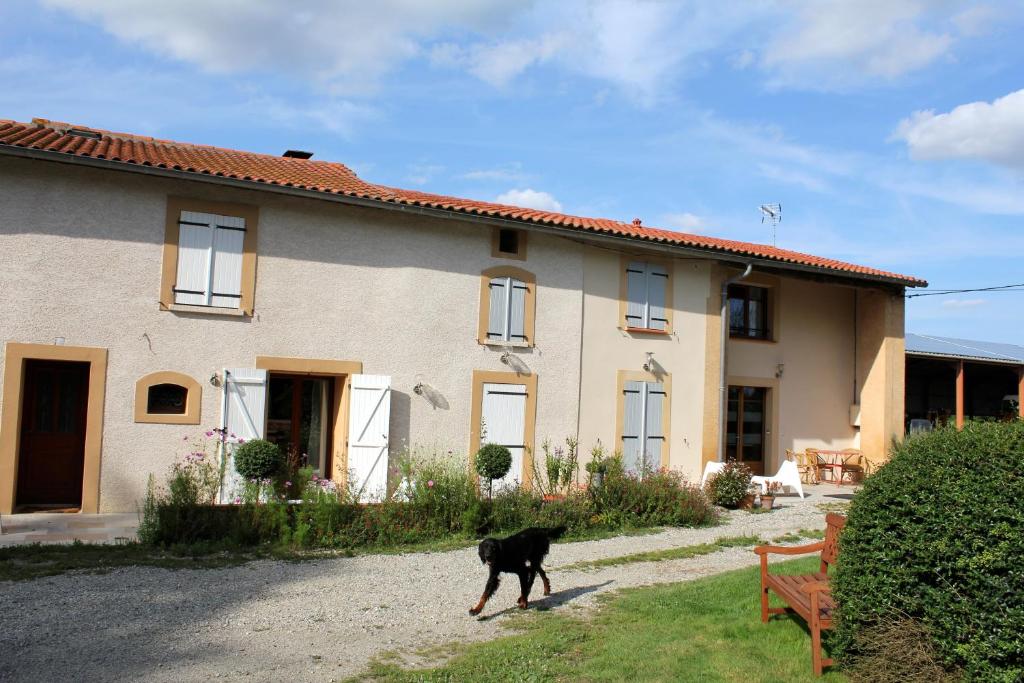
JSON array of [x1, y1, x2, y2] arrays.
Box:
[[283, 150, 313, 160]]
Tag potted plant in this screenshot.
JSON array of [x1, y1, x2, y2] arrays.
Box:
[[759, 481, 780, 510]]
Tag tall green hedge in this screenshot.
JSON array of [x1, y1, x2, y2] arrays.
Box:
[[833, 421, 1024, 681]]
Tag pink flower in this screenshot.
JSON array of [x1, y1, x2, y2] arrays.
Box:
[[237, 438, 246, 444], [427, 480, 435, 488], [285, 481, 292, 487], [205, 431, 214, 437], [233, 497, 241, 504]]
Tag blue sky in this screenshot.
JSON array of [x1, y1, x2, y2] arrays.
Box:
[[3, 1, 1023, 343]]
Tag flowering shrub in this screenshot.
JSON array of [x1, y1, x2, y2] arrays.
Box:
[[705, 461, 753, 508], [595, 467, 716, 527]]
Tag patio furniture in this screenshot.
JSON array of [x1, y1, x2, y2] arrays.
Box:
[[699, 460, 726, 488], [754, 512, 847, 676], [862, 453, 886, 476], [839, 448, 864, 484], [794, 449, 818, 484], [813, 450, 861, 484], [751, 460, 805, 499], [805, 447, 827, 483]]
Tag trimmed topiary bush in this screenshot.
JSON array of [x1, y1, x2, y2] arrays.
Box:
[[705, 461, 752, 508], [475, 443, 512, 496], [833, 421, 1024, 681], [234, 439, 283, 480]]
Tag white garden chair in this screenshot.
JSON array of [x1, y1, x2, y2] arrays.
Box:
[[699, 461, 726, 488], [751, 460, 805, 499]]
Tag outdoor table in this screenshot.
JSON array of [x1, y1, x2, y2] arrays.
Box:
[[813, 450, 860, 484]]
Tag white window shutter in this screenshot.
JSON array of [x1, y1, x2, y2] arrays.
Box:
[[218, 368, 268, 503], [210, 222, 245, 308], [621, 380, 644, 473], [647, 265, 669, 331], [347, 374, 392, 502], [625, 262, 647, 328], [644, 382, 666, 470], [175, 218, 213, 306], [487, 277, 508, 340], [480, 383, 527, 491], [509, 278, 527, 341]]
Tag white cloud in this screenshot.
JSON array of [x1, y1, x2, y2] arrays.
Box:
[[893, 89, 1024, 169], [941, 298, 987, 309], [495, 188, 563, 212], [462, 163, 529, 182], [662, 212, 705, 231]]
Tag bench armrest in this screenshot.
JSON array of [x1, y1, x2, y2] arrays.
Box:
[[753, 541, 825, 556], [799, 581, 831, 595]]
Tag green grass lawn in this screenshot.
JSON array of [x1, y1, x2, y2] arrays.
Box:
[[358, 557, 845, 683]]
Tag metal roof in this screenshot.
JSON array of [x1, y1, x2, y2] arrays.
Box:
[[906, 333, 1024, 365]]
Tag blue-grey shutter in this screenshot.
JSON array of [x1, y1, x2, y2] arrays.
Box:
[[487, 277, 508, 340], [621, 380, 644, 473], [509, 278, 527, 341], [625, 262, 646, 328], [647, 265, 668, 331], [644, 382, 666, 471]]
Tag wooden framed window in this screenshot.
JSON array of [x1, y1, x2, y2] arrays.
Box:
[[160, 197, 259, 315], [134, 371, 202, 424], [728, 284, 771, 340], [491, 228, 527, 260], [615, 370, 671, 475], [620, 257, 673, 333], [478, 266, 536, 346]]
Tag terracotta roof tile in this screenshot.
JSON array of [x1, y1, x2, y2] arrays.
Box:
[[0, 117, 926, 287]]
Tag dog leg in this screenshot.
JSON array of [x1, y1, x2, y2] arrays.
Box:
[[469, 572, 500, 616], [536, 566, 551, 596], [517, 571, 530, 609]]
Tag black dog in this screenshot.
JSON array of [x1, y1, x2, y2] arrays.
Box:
[[469, 526, 566, 615]]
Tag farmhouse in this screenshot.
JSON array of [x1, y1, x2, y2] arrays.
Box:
[[0, 118, 924, 513]]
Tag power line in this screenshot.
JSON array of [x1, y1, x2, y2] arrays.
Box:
[[906, 283, 1024, 298]]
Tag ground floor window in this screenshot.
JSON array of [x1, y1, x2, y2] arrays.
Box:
[[266, 374, 332, 477], [726, 385, 767, 475], [617, 372, 670, 476]]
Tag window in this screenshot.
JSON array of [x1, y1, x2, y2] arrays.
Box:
[[617, 371, 671, 475], [160, 197, 259, 315], [478, 267, 536, 346], [146, 384, 187, 414], [492, 228, 527, 260], [134, 371, 202, 424], [728, 284, 770, 339], [622, 259, 672, 332]]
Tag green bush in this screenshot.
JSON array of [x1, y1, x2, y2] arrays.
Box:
[[705, 461, 752, 508], [596, 468, 717, 527], [234, 439, 283, 480], [475, 443, 512, 480], [833, 421, 1024, 681]]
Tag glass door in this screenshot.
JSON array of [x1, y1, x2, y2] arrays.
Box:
[[725, 385, 768, 475], [266, 375, 332, 477]]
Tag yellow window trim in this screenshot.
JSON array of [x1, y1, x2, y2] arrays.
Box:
[[0, 342, 108, 514], [160, 196, 260, 316], [725, 269, 782, 343], [477, 266, 537, 347], [614, 369, 672, 469], [491, 227, 528, 261], [618, 255, 674, 335], [469, 370, 538, 490], [133, 371, 203, 425]]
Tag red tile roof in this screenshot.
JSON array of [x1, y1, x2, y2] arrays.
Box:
[[0, 118, 926, 287]]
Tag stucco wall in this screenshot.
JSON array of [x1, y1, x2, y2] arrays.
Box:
[[577, 246, 711, 482], [0, 157, 584, 511], [726, 272, 860, 472]]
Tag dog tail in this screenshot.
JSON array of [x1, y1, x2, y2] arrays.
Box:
[[547, 526, 567, 540]]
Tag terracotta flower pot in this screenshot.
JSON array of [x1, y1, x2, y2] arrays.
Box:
[[737, 494, 755, 510], [760, 496, 775, 510], [543, 494, 566, 503]]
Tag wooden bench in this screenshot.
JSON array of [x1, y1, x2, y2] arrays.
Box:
[[754, 512, 846, 676]]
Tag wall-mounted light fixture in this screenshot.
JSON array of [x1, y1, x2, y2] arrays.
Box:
[[642, 351, 655, 372], [209, 372, 222, 387], [775, 363, 785, 379]]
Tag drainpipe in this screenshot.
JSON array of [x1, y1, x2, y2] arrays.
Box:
[[717, 263, 753, 461]]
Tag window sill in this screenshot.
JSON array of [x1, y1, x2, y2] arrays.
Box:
[[480, 340, 534, 349], [162, 303, 248, 318], [728, 335, 776, 344], [623, 327, 672, 336]]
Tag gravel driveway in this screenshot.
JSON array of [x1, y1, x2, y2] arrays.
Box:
[[0, 497, 837, 682]]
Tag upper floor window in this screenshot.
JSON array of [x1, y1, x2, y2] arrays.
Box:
[[623, 259, 671, 333], [492, 228, 527, 260], [478, 266, 536, 346], [160, 198, 259, 315], [728, 284, 770, 339]]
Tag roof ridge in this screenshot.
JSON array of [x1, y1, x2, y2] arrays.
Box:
[[0, 117, 926, 287]]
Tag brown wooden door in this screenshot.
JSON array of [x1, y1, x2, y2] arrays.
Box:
[[725, 385, 768, 475], [16, 360, 90, 508]]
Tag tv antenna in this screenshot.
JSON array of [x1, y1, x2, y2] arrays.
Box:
[[760, 203, 781, 246]]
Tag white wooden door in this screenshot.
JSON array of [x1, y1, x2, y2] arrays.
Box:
[[347, 374, 392, 503], [218, 368, 268, 503], [481, 382, 527, 491]]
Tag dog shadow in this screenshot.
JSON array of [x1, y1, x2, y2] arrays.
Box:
[[476, 581, 614, 621]]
